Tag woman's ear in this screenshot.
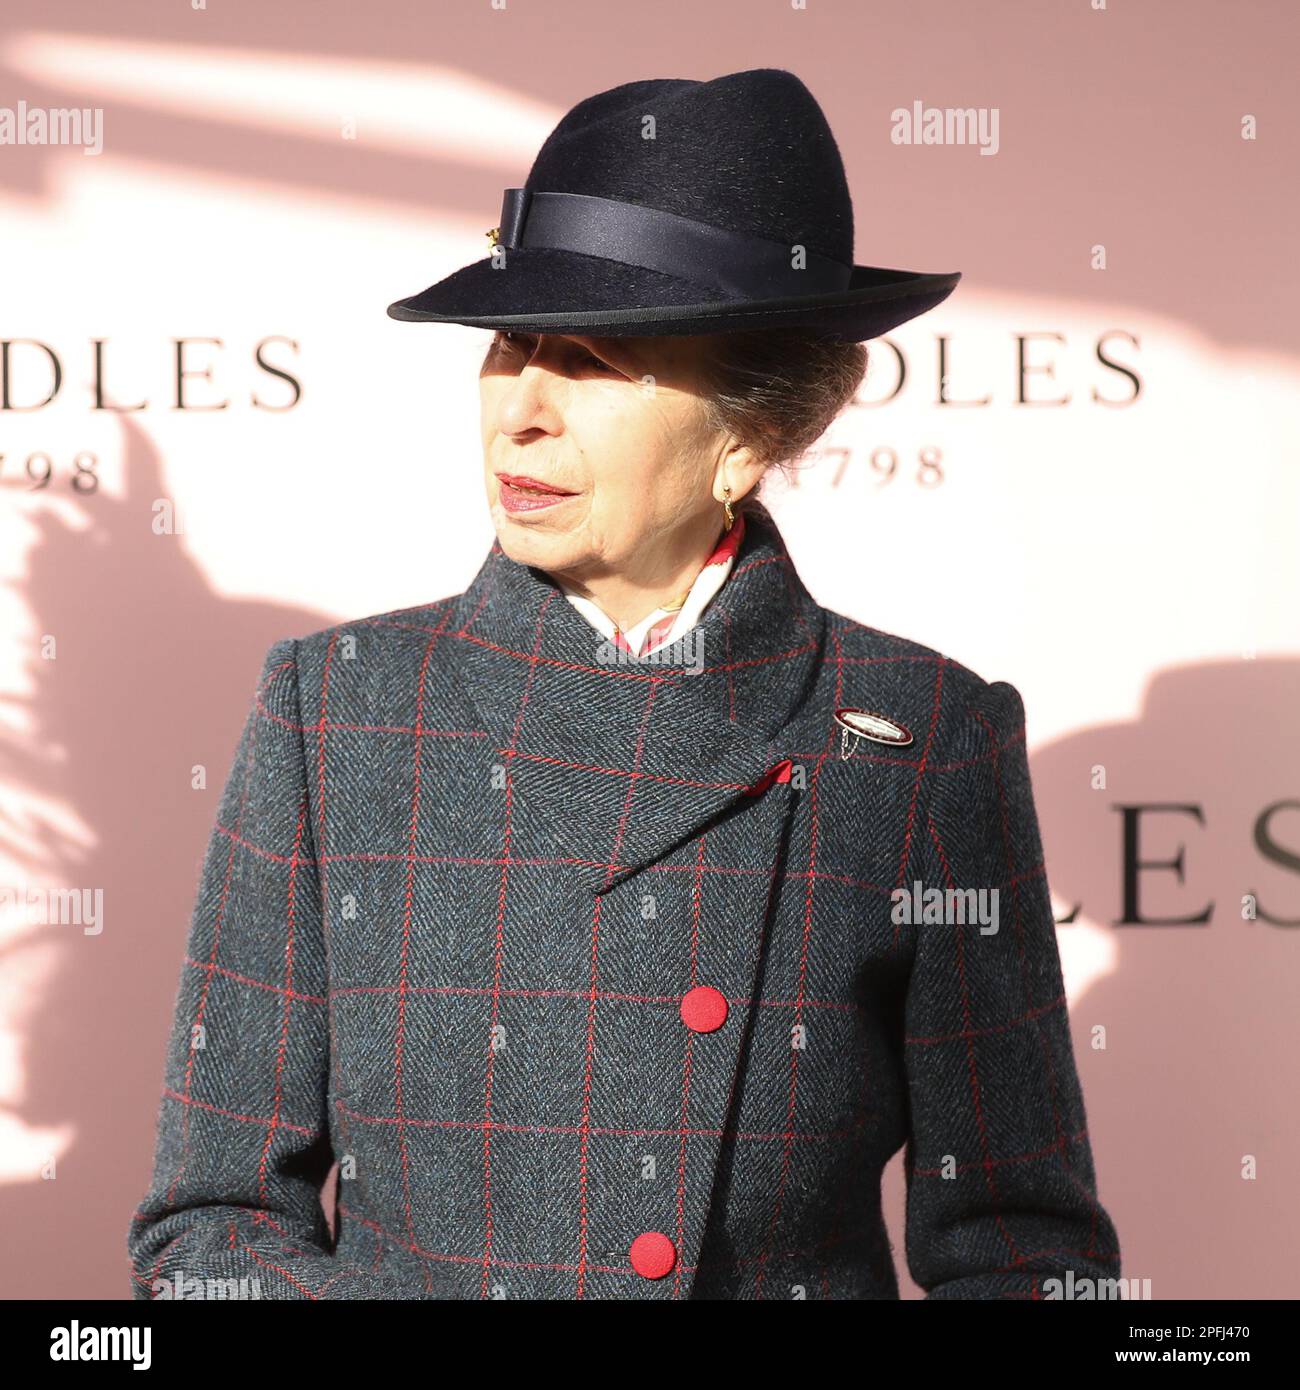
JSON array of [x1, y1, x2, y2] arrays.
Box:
[[712, 438, 768, 505]]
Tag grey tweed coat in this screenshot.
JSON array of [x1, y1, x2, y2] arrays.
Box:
[[128, 500, 1121, 1300]]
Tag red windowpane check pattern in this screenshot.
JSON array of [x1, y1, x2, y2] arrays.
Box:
[[128, 501, 1120, 1300]]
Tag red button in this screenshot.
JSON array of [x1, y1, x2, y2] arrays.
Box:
[[680, 985, 728, 1033], [629, 1231, 677, 1279]]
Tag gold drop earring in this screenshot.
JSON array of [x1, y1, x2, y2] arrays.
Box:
[[722, 485, 735, 532]]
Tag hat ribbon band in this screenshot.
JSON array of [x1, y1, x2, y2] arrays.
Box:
[[494, 187, 853, 299]]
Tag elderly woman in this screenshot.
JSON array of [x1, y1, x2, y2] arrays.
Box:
[[129, 68, 1120, 1300]]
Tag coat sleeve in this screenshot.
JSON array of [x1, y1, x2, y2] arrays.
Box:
[[127, 637, 435, 1299], [900, 677, 1122, 1300]]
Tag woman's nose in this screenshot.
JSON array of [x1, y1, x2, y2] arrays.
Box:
[[497, 363, 562, 437]]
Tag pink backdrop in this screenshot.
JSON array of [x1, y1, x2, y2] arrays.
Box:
[[1, 0, 1297, 1300]]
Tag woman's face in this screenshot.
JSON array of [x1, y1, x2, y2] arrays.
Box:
[[479, 330, 760, 581]]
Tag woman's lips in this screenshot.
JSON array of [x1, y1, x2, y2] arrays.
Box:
[[496, 474, 578, 514]]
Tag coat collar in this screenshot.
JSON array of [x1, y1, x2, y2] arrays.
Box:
[[446, 500, 826, 894]]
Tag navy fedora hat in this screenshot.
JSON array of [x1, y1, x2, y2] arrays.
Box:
[[387, 67, 960, 342]]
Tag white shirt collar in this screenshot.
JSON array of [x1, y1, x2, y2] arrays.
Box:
[[556, 513, 746, 658]]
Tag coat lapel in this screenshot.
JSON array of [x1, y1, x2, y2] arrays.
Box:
[[446, 502, 825, 895]]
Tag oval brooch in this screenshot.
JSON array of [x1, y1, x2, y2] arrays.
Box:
[[833, 706, 915, 760]]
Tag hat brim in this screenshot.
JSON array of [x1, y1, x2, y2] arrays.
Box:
[[386, 246, 959, 342]]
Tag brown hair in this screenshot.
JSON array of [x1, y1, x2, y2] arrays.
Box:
[[694, 329, 868, 506]]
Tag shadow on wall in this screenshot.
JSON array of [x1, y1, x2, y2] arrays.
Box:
[[885, 655, 1300, 1300], [0, 415, 337, 1299]]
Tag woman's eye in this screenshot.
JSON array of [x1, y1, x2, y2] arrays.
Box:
[[495, 334, 618, 375]]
